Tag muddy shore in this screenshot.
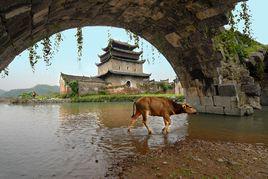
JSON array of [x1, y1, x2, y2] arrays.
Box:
[[113, 139, 268, 178]]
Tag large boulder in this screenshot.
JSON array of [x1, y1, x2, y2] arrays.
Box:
[[245, 50, 266, 81]]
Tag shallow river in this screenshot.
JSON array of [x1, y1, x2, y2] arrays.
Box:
[[0, 103, 267, 178]]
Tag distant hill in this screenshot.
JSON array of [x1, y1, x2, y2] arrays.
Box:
[[0, 89, 6, 96], [0, 85, 59, 98]]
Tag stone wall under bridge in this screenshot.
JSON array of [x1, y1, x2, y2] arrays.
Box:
[[0, 0, 254, 115], [185, 83, 254, 116]]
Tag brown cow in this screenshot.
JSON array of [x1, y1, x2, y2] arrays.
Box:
[[127, 97, 197, 134]]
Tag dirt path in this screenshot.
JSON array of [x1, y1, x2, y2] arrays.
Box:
[[116, 139, 268, 178]]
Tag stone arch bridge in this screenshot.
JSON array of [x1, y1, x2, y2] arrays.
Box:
[[1, 0, 253, 116]]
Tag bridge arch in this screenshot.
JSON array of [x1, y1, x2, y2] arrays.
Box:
[[0, 0, 245, 115]]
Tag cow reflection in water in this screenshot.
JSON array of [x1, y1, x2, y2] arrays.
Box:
[[129, 135, 171, 155], [128, 97, 197, 135]]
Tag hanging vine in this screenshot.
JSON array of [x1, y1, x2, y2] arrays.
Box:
[[228, 11, 237, 31], [41, 37, 53, 66], [157, 50, 161, 61], [228, 1, 252, 38], [0, 67, 9, 78], [140, 39, 144, 60], [28, 44, 40, 71], [107, 28, 111, 41], [214, 1, 257, 63], [240, 2, 252, 38], [146, 44, 150, 64], [125, 29, 133, 42], [75, 27, 83, 61], [151, 45, 155, 64], [54, 32, 63, 53], [133, 33, 139, 47]]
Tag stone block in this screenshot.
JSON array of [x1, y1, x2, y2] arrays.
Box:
[[165, 32, 181, 48], [240, 76, 254, 85], [205, 105, 224, 115], [185, 87, 199, 97], [224, 106, 254, 116], [194, 104, 206, 113], [218, 84, 237, 96], [223, 107, 242, 116], [151, 11, 164, 21], [213, 96, 237, 107], [196, 7, 222, 20], [230, 100, 239, 108], [201, 96, 213, 106], [5, 5, 31, 19], [241, 84, 261, 96], [186, 96, 200, 107], [33, 8, 49, 25]]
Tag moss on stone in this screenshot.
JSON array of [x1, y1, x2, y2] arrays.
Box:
[[213, 30, 267, 62]]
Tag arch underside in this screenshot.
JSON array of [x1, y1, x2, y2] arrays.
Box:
[[1, 0, 250, 115]]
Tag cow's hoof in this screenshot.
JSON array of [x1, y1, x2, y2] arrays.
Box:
[[162, 128, 168, 135], [163, 131, 168, 135], [148, 129, 153, 135]]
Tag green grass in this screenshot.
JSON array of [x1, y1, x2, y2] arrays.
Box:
[[11, 92, 184, 104], [71, 93, 184, 103]]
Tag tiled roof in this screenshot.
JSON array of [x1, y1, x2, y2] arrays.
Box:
[[98, 47, 142, 59], [60, 73, 106, 83], [97, 70, 151, 78], [102, 39, 138, 51], [96, 57, 145, 66]]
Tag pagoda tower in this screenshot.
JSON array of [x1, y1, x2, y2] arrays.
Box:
[[96, 39, 150, 88]]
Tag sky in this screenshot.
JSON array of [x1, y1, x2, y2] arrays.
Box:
[[0, 0, 267, 91]]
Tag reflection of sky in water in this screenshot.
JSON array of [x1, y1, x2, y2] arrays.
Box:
[[0, 103, 267, 178]]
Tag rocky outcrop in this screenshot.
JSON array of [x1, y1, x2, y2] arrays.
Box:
[[244, 49, 268, 106], [260, 50, 268, 105], [245, 50, 265, 81], [261, 73, 268, 105]]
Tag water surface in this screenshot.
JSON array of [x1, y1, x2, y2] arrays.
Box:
[[0, 103, 267, 178]]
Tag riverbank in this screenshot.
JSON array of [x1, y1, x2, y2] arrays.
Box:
[[116, 139, 268, 178], [7, 94, 184, 104], [9, 98, 71, 104], [71, 93, 184, 103]]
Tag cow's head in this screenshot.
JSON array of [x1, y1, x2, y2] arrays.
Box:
[[181, 103, 197, 114]]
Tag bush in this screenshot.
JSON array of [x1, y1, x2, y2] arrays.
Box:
[[98, 90, 108, 95], [67, 80, 79, 97], [19, 92, 32, 99], [214, 30, 267, 62], [159, 83, 173, 92]]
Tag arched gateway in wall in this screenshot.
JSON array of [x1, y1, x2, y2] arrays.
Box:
[[0, 0, 252, 116]]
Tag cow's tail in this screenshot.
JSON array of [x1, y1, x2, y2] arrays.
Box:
[[131, 101, 136, 118]]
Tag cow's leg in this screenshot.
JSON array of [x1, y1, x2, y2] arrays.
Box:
[[142, 111, 152, 135], [127, 111, 141, 133], [162, 115, 171, 135]]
